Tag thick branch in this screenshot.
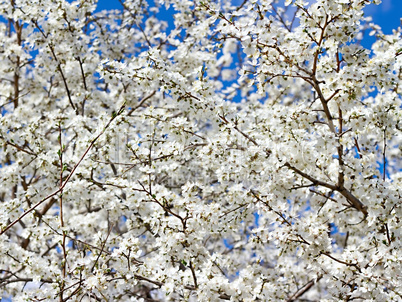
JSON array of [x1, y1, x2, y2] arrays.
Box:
[[285, 163, 367, 216]]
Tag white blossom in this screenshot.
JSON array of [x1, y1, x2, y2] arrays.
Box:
[[0, 0, 401, 301]]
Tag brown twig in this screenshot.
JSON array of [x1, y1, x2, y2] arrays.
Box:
[[383, 127, 387, 181], [284, 163, 367, 216], [58, 122, 67, 302], [0, 104, 125, 235], [287, 275, 323, 302], [91, 224, 114, 272], [32, 20, 78, 114], [127, 91, 156, 116]]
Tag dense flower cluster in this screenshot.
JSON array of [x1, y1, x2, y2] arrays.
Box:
[[0, 0, 401, 301]]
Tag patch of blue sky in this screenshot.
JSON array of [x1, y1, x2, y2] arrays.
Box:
[[362, 0, 402, 48], [223, 238, 234, 249]]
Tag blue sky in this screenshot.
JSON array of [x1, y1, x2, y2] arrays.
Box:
[[363, 0, 402, 47], [365, 0, 401, 35]]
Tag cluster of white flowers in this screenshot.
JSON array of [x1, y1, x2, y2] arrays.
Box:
[[0, 0, 401, 300]]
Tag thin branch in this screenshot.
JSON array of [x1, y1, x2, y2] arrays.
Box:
[[58, 122, 67, 302], [321, 252, 361, 272], [284, 163, 367, 216], [287, 275, 322, 302], [137, 181, 187, 231], [32, 20, 77, 114], [337, 105, 345, 188], [249, 190, 310, 246], [2, 139, 37, 156], [385, 222, 391, 246], [91, 224, 114, 272], [383, 127, 387, 181], [218, 114, 259, 146], [284, 163, 337, 191], [354, 137, 362, 159], [41, 219, 111, 255], [0, 277, 53, 287], [76, 56, 87, 91], [219, 203, 247, 218], [327, 89, 340, 103], [118, 0, 152, 47], [127, 91, 156, 116], [76, 56, 88, 115], [290, 183, 315, 191], [0, 104, 125, 235], [189, 261, 198, 289]]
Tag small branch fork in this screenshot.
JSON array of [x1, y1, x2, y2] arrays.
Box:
[[250, 190, 364, 290], [250, 190, 310, 245], [201, 3, 368, 216], [0, 104, 126, 235], [218, 105, 367, 215], [286, 275, 323, 302], [136, 181, 189, 232], [217, 114, 271, 157], [31, 20, 78, 115], [284, 163, 367, 216]]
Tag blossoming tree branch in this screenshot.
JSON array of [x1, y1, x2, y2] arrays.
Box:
[[0, 0, 401, 300]]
